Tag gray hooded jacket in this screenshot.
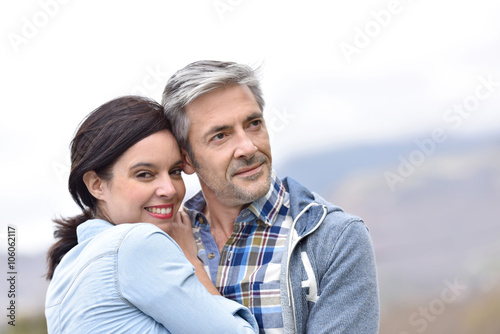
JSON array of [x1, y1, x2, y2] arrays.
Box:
[[280, 177, 379, 334]]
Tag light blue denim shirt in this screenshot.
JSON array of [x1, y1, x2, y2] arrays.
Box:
[[45, 219, 258, 334]]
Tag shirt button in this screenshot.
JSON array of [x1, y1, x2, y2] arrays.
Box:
[[208, 253, 215, 260]]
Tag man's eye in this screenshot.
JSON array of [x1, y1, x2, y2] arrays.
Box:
[[249, 120, 262, 128], [212, 133, 225, 141]]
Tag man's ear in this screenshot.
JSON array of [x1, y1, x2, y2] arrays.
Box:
[[83, 171, 106, 200], [182, 149, 196, 175]]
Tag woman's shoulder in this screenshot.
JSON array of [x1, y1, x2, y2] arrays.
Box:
[[116, 223, 182, 256], [84, 220, 166, 241], [77, 221, 175, 257], [117, 222, 170, 241]]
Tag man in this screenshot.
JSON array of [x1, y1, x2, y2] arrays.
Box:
[[162, 61, 379, 333]]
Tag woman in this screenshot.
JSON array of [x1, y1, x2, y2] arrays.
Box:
[[45, 96, 258, 333]]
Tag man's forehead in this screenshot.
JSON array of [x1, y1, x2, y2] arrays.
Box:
[[185, 85, 261, 125]]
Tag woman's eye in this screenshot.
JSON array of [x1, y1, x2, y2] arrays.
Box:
[[137, 171, 154, 179], [170, 168, 183, 176]]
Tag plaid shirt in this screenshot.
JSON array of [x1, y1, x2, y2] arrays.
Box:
[[184, 171, 292, 333]]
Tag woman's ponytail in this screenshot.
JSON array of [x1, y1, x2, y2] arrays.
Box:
[[46, 210, 92, 280]]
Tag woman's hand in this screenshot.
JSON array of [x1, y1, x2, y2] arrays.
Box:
[[162, 208, 221, 296], [162, 209, 198, 263]]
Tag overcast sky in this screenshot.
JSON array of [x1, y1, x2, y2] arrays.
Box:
[[1, 0, 499, 255]]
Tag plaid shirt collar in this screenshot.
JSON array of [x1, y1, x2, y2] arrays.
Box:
[[238, 170, 285, 226], [184, 170, 286, 227]]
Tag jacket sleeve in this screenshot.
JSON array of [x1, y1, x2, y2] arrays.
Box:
[[305, 220, 380, 334], [116, 224, 258, 334]]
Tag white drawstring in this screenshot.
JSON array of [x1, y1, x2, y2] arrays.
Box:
[[285, 203, 328, 333]]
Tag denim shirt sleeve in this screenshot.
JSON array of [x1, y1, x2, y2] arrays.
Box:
[[116, 224, 258, 333]]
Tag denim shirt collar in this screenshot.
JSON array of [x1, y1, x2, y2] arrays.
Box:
[[76, 219, 114, 244]]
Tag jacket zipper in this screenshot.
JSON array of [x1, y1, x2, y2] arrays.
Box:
[[285, 203, 328, 333]]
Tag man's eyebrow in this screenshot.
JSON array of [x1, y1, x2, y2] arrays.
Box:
[[204, 111, 264, 137], [205, 124, 232, 137], [244, 111, 264, 123]]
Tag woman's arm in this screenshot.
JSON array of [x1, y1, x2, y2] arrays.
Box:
[[162, 211, 220, 295], [116, 224, 258, 334]]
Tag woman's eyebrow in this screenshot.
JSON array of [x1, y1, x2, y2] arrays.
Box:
[[131, 160, 183, 169], [130, 162, 155, 169]]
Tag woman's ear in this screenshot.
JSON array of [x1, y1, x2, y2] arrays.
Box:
[[83, 171, 105, 200], [182, 149, 196, 175]]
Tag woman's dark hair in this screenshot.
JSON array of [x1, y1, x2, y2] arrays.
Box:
[[46, 96, 171, 279]]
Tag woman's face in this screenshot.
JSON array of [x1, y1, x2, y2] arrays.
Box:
[[98, 130, 186, 231]]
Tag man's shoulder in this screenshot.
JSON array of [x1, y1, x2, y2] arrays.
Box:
[[282, 175, 367, 233]]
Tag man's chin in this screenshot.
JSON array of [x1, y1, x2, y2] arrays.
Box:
[[222, 187, 269, 207], [203, 162, 273, 207], [233, 170, 272, 202]]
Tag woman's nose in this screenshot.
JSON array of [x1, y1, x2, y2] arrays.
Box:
[[155, 175, 177, 198]]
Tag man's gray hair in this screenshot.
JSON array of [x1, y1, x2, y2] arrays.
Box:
[[161, 60, 265, 158]]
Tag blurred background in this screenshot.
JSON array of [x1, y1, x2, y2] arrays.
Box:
[[1, 1, 499, 333]]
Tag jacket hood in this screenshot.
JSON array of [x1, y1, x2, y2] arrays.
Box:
[[282, 177, 343, 237]]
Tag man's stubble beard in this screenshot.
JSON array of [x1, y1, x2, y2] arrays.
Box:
[[192, 153, 272, 207]]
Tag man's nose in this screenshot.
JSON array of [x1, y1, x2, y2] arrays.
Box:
[[234, 132, 258, 159]]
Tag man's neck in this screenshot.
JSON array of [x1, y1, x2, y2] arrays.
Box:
[[201, 185, 247, 253]]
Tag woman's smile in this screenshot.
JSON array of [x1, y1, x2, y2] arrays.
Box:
[[145, 204, 175, 219]]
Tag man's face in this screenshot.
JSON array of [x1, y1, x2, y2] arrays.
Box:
[[184, 84, 272, 208]]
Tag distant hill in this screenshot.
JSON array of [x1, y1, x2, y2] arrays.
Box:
[[276, 131, 500, 332], [275, 132, 500, 198]]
